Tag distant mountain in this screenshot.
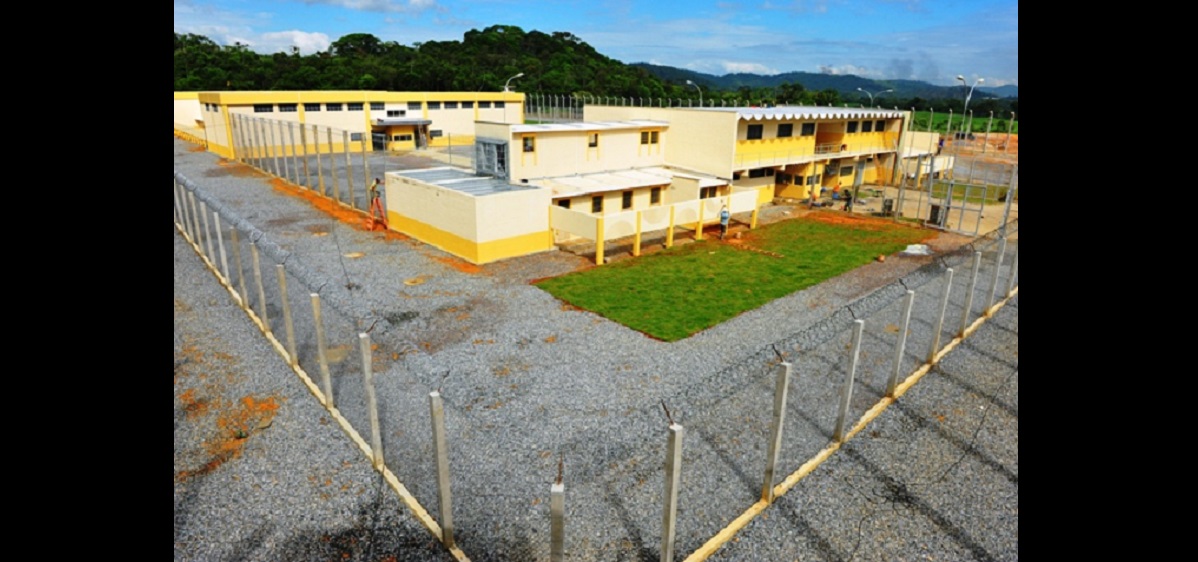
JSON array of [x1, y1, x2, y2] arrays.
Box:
[[630, 63, 1017, 100]]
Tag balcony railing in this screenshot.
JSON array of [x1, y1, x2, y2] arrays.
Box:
[[733, 142, 896, 169]]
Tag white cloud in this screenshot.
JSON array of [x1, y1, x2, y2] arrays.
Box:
[[257, 31, 333, 55], [721, 61, 779, 75], [300, 0, 438, 12]]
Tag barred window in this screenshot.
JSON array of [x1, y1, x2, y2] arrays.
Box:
[[253, 104, 273, 113], [304, 103, 321, 112], [370, 102, 384, 110]]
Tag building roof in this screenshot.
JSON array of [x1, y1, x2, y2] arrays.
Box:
[[392, 167, 538, 197], [373, 118, 432, 126], [530, 166, 725, 199], [509, 120, 668, 134], [694, 106, 905, 120]]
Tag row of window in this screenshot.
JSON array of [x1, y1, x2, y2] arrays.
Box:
[[745, 120, 887, 140], [250, 101, 506, 113], [557, 187, 666, 213], [521, 129, 653, 154]]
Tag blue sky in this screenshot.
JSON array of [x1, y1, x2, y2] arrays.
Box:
[[174, 0, 1018, 87]]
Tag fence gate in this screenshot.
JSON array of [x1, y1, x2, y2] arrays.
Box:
[[903, 153, 1017, 237]]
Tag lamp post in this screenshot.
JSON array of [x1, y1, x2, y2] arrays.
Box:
[[856, 87, 893, 108], [955, 75, 983, 136], [503, 72, 524, 92], [686, 80, 703, 107]]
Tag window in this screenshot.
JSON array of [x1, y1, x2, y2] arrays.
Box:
[[640, 130, 660, 145], [801, 123, 815, 136], [875, 120, 885, 131], [651, 187, 661, 205], [387, 110, 406, 117], [279, 103, 297, 112], [700, 186, 717, 199], [253, 104, 273, 113], [777, 123, 793, 138], [347, 103, 364, 111], [393, 134, 413, 141], [462, 101, 474, 108], [862, 120, 873, 133], [370, 102, 384, 110], [430, 130, 443, 138], [429, 102, 443, 110], [557, 199, 571, 209], [304, 103, 321, 112], [651, 131, 659, 144], [592, 196, 603, 213], [445, 101, 459, 109], [479, 101, 492, 108], [732, 172, 741, 180], [777, 172, 792, 184], [588, 133, 598, 148], [327, 103, 342, 111], [494, 101, 505, 108], [806, 175, 818, 185], [748, 168, 775, 178], [847, 121, 858, 133], [840, 166, 853, 177], [523, 136, 535, 153], [747, 124, 763, 140], [350, 133, 363, 141], [640, 131, 649, 144], [408, 102, 422, 110], [622, 191, 633, 210]]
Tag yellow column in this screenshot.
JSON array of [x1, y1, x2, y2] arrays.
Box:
[[633, 211, 642, 257], [595, 216, 605, 265], [696, 203, 704, 241], [751, 207, 759, 229], [667, 206, 675, 248]]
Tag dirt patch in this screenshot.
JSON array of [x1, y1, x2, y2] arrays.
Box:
[[431, 254, 481, 274]]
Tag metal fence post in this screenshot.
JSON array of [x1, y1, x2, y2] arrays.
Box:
[[762, 361, 792, 503], [200, 201, 215, 263], [986, 237, 1008, 313], [328, 127, 339, 201], [313, 124, 325, 196], [551, 460, 565, 562], [230, 229, 248, 309], [271, 120, 283, 178], [360, 332, 384, 468], [188, 192, 203, 250], [173, 178, 183, 226], [928, 268, 954, 363], [887, 290, 916, 397], [288, 122, 300, 185], [1005, 246, 1019, 297], [343, 130, 355, 208], [429, 390, 455, 548], [300, 123, 312, 189], [275, 264, 298, 366], [362, 134, 371, 200], [833, 320, 865, 442], [959, 251, 982, 337], [310, 293, 334, 407], [214, 214, 230, 282], [661, 421, 685, 562], [250, 241, 270, 328]]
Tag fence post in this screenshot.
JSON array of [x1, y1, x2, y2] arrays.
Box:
[[310, 293, 334, 407], [313, 124, 325, 196], [288, 122, 300, 185], [200, 201, 216, 263], [429, 390, 455, 548], [299, 123, 312, 189], [173, 178, 183, 226], [959, 251, 982, 337], [214, 214, 230, 282], [275, 264, 298, 366], [252, 118, 264, 170], [250, 241, 270, 328], [550, 458, 565, 562], [271, 120, 283, 178], [661, 421, 685, 562], [178, 183, 192, 239], [927, 268, 954, 363], [230, 229, 248, 309], [986, 237, 1008, 313], [761, 361, 792, 503], [362, 134, 371, 197], [360, 332, 383, 468], [833, 320, 865, 442], [328, 127, 340, 202], [343, 130, 355, 208], [887, 290, 916, 397], [188, 192, 203, 251], [1005, 246, 1019, 297]]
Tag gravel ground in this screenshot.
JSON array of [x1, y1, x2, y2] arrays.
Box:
[[174, 136, 1018, 561]]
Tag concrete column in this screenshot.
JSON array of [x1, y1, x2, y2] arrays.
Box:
[[360, 332, 383, 468], [311, 293, 334, 407], [276, 264, 298, 366], [986, 237, 1008, 313], [250, 242, 270, 329], [761, 361, 792, 503], [633, 211, 642, 257], [173, 178, 183, 226], [595, 216, 605, 266], [328, 127, 339, 201], [887, 290, 915, 397], [959, 251, 982, 337], [200, 202, 215, 262], [550, 477, 565, 562], [429, 391, 455, 548], [1005, 247, 1019, 297], [928, 268, 954, 363], [660, 422, 685, 562], [666, 206, 675, 248], [343, 130, 355, 208], [299, 123, 312, 189], [230, 229, 248, 309], [214, 214, 230, 282], [312, 124, 325, 196]]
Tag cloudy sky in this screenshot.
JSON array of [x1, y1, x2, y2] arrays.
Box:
[[174, 0, 1018, 87]]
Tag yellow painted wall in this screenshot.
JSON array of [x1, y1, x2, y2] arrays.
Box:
[[586, 106, 737, 179], [508, 126, 665, 181]]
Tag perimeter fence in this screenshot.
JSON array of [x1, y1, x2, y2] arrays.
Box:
[[174, 167, 1017, 562]]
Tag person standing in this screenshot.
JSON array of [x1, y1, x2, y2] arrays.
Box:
[[719, 205, 730, 240], [368, 177, 387, 227]]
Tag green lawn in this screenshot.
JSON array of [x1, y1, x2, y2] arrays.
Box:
[[535, 214, 936, 341]]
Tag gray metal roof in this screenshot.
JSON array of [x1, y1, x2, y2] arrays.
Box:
[[394, 167, 537, 197], [374, 117, 433, 126], [694, 106, 904, 120], [509, 120, 668, 134]]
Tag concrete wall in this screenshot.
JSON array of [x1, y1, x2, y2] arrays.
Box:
[[509, 126, 666, 182]]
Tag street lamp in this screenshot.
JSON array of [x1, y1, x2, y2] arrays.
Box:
[[856, 87, 893, 108], [686, 79, 703, 107], [504, 72, 524, 92], [955, 75, 983, 135]]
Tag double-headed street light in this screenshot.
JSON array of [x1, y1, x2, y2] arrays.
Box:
[[856, 87, 893, 108], [956, 74, 983, 135], [686, 79, 703, 107], [504, 72, 524, 92]]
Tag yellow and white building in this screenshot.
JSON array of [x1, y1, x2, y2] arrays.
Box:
[[173, 90, 525, 159]]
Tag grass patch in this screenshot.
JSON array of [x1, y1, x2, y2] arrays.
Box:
[[535, 212, 935, 341]]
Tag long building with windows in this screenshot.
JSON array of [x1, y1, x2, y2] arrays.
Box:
[[172, 90, 525, 159]]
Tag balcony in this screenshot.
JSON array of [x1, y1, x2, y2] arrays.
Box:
[[732, 141, 896, 171]]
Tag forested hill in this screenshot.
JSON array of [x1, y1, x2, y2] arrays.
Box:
[[175, 25, 1016, 113]]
